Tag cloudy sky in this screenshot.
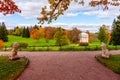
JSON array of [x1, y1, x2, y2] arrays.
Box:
[[0, 0, 120, 32]]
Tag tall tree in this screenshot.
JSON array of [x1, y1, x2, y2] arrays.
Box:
[[98, 24, 108, 43], [26, 27, 30, 38], [22, 27, 30, 38], [110, 15, 120, 45], [0, 22, 8, 42], [22, 27, 26, 37]]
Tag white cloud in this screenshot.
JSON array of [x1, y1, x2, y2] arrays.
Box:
[[15, 0, 49, 18], [13, 0, 120, 19], [42, 22, 111, 32]]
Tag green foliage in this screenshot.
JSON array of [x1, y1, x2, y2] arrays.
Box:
[[0, 56, 29, 80], [98, 25, 108, 43], [13, 27, 22, 36], [96, 54, 120, 74], [0, 22, 8, 42], [19, 42, 28, 48], [110, 15, 120, 45], [54, 27, 69, 46]]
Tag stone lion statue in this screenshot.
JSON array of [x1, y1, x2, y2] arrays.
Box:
[[9, 42, 20, 60], [101, 43, 110, 59]]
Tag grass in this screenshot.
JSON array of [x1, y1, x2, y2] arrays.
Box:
[[0, 56, 29, 80], [96, 54, 120, 74], [5, 35, 56, 46]]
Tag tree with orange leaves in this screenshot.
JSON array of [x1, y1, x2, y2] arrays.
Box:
[[44, 27, 55, 43], [30, 27, 45, 41], [86, 30, 93, 43], [0, 40, 4, 48]]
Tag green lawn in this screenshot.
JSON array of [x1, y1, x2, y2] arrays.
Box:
[[5, 35, 56, 46], [0, 56, 29, 80], [96, 54, 120, 74]]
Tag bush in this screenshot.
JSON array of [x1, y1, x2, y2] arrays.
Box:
[[19, 42, 28, 48], [11, 42, 28, 48], [79, 42, 88, 46]]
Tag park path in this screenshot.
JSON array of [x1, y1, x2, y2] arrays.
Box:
[[0, 50, 120, 80]]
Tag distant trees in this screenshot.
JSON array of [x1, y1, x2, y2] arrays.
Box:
[[110, 15, 120, 45], [0, 22, 8, 42], [69, 28, 81, 43], [98, 24, 108, 43]]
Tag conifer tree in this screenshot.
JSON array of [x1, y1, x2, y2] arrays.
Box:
[[110, 15, 120, 45], [0, 22, 8, 42]]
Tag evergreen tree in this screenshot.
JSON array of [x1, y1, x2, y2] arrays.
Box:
[[22, 27, 30, 38], [25, 27, 30, 38], [22, 27, 26, 37], [0, 22, 8, 42], [110, 15, 120, 45], [98, 25, 108, 43]]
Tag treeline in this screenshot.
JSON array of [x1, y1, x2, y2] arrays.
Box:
[[7, 25, 93, 46]]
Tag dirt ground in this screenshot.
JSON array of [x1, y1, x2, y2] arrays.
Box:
[[0, 50, 120, 80]]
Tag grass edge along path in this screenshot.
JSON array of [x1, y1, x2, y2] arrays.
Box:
[[0, 56, 29, 80], [96, 54, 120, 74]]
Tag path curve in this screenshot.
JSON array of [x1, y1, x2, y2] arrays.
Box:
[[0, 50, 120, 80]]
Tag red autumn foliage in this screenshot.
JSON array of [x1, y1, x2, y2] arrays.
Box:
[[0, 0, 21, 15]]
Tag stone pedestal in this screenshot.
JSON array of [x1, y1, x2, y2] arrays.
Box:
[[9, 42, 20, 60], [101, 43, 110, 59]]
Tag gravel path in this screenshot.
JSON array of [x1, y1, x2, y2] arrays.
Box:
[[0, 50, 120, 80]]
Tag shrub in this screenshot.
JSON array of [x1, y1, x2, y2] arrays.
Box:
[[0, 40, 4, 48], [79, 42, 88, 46], [19, 42, 28, 48], [11, 42, 28, 48]]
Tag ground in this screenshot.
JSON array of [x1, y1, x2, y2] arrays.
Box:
[[0, 50, 120, 80]]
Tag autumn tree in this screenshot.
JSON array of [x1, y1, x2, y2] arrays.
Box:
[[110, 15, 120, 45], [44, 27, 55, 43], [0, 0, 21, 15], [30, 27, 45, 41], [0, 22, 8, 42], [30, 28, 40, 41], [86, 30, 93, 43], [38, 0, 120, 24], [69, 27, 81, 43]]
